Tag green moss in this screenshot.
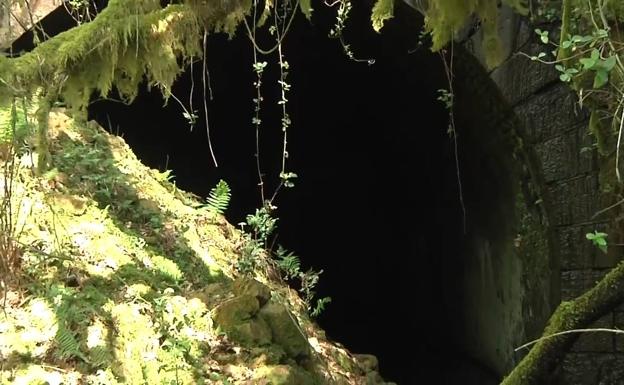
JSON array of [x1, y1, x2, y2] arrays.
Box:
[[589, 110, 612, 156], [423, 0, 527, 68]]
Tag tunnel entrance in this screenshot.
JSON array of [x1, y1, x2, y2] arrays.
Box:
[[79, 3, 518, 384]]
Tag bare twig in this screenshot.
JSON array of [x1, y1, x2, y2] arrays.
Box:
[[515, 328, 624, 352]]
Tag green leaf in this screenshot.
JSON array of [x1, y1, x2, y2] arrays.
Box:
[[299, 0, 313, 20], [593, 70, 609, 88], [371, 0, 394, 33], [602, 55, 617, 71], [586, 231, 608, 254], [591, 48, 600, 61], [580, 56, 597, 70]]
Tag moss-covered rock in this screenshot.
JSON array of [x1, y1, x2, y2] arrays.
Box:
[[233, 277, 272, 306], [354, 353, 379, 373], [252, 364, 316, 385], [212, 294, 273, 345], [259, 302, 310, 359]]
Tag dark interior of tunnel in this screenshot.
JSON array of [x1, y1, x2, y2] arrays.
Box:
[[10, 2, 516, 384]]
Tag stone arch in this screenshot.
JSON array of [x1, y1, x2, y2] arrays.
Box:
[[453, 6, 622, 383], [7, 1, 607, 383]]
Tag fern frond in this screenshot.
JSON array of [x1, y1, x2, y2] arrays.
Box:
[[56, 323, 85, 361], [206, 179, 231, 214], [275, 246, 301, 280]]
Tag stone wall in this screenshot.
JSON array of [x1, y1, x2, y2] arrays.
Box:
[[464, 8, 624, 384]]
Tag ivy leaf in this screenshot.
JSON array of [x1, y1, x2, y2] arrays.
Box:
[[534, 29, 549, 44], [593, 69, 609, 88], [602, 55, 617, 71], [580, 56, 597, 70], [586, 231, 608, 253], [591, 48, 600, 61], [371, 0, 394, 33], [299, 0, 313, 20]]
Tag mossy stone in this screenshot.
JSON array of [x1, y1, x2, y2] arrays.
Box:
[[253, 365, 316, 385], [233, 277, 272, 306], [212, 294, 273, 346], [258, 302, 310, 359], [212, 294, 259, 329]]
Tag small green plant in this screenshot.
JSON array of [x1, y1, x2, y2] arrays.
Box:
[[245, 203, 278, 247], [328, 0, 375, 65], [206, 180, 231, 215], [586, 230, 608, 254], [275, 245, 301, 280], [275, 245, 331, 317], [437, 88, 453, 110]]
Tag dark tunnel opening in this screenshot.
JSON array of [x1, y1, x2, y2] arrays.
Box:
[[11, 2, 522, 384]]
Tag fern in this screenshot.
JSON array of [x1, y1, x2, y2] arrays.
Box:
[[275, 246, 301, 280], [311, 297, 332, 318], [56, 322, 85, 361], [206, 180, 231, 214]]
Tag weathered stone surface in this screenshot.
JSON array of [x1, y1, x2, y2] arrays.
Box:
[[534, 124, 596, 183], [556, 223, 615, 270], [213, 294, 259, 325], [548, 175, 601, 226], [212, 294, 272, 345], [514, 83, 587, 143], [560, 353, 624, 385], [613, 313, 624, 352], [233, 277, 272, 306], [561, 269, 610, 301], [571, 314, 614, 352], [259, 302, 310, 359], [491, 41, 559, 106], [252, 365, 315, 385]]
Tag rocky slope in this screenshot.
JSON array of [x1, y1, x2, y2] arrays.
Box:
[[0, 109, 392, 385]]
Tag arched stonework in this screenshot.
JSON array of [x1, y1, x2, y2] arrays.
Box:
[[457, 6, 624, 383]]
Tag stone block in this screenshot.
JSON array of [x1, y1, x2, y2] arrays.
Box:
[[258, 302, 310, 359], [571, 314, 614, 352], [532, 122, 595, 183], [547, 175, 601, 226], [613, 313, 624, 352], [561, 269, 609, 301], [535, 131, 579, 183], [233, 277, 272, 306], [560, 353, 624, 385], [513, 83, 588, 143], [491, 41, 559, 106]]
